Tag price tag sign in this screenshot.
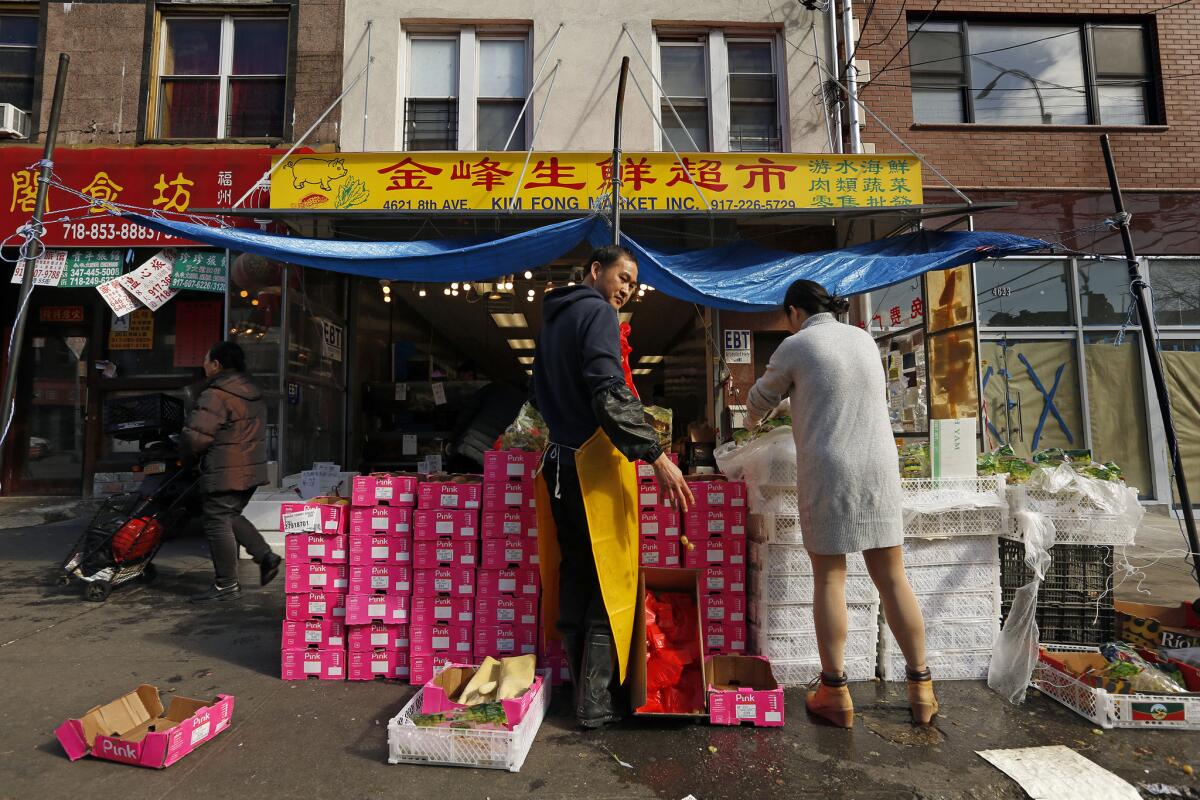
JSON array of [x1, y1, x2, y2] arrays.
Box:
[[395, 383, 407, 401], [724, 329, 752, 365], [282, 507, 322, 534], [431, 383, 447, 406]]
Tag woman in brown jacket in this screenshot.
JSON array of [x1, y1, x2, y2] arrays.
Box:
[[183, 340, 280, 602]]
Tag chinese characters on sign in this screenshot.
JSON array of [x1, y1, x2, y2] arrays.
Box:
[[39, 306, 85, 323], [108, 309, 154, 350], [12, 250, 123, 287], [119, 251, 179, 311], [271, 152, 923, 212], [171, 251, 228, 293], [96, 274, 141, 318], [10, 250, 68, 286]]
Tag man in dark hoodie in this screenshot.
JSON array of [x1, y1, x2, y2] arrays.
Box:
[[183, 340, 281, 602], [532, 244, 693, 728]]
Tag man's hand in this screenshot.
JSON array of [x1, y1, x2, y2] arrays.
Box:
[[652, 452, 694, 513]]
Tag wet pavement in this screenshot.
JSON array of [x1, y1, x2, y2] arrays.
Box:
[[1, 517, 1198, 800]]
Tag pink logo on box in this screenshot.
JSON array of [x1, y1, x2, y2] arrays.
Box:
[[347, 622, 409, 651], [348, 533, 411, 566], [703, 566, 747, 594], [410, 595, 475, 627], [284, 562, 350, 593], [481, 536, 536, 569], [348, 564, 412, 595], [281, 648, 346, 681], [706, 656, 784, 727], [639, 508, 680, 538], [408, 653, 454, 686], [475, 625, 538, 657], [413, 537, 478, 569], [476, 596, 538, 628], [281, 618, 346, 649], [345, 593, 410, 625], [411, 623, 474, 657], [347, 648, 409, 681], [704, 621, 748, 653], [284, 533, 348, 564], [412, 509, 478, 540], [483, 450, 540, 482], [482, 480, 536, 512], [476, 568, 539, 599], [285, 591, 347, 622], [683, 536, 746, 568], [417, 480, 482, 510], [639, 537, 680, 568], [349, 505, 413, 536], [701, 592, 746, 624], [413, 567, 476, 598], [684, 479, 748, 510], [351, 474, 418, 507], [684, 508, 747, 538], [481, 509, 538, 539], [280, 501, 346, 535]]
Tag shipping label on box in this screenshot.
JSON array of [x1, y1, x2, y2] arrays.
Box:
[[637, 483, 673, 509], [281, 648, 345, 681], [683, 536, 746, 568], [483, 450, 541, 482], [704, 622, 748, 654], [284, 534, 348, 564], [701, 592, 747, 624], [351, 474, 419, 507], [475, 625, 538, 658], [409, 653, 455, 686], [348, 533, 411, 566], [480, 536, 537, 569], [482, 479, 537, 512], [347, 622, 409, 651], [413, 536, 478, 569], [284, 562, 349, 593], [410, 595, 475, 627], [348, 564, 412, 595], [684, 508, 747, 538], [686, 479, 747, 510], [411, 623, 474, 657], [345, 593, 410, 625], [417, 479, 482, 510], [285, 591, 347, 622], [349, 505, 413, 537], [476, 567, 540, 599], [412, 509, 478, 540], [635, 452, 679, 482], [476, 596, 538, 628], [702, 566, 746, 595], [639, 537, 681, 568], [413, 566, 476, 598], [481, 508, 538, 540], [347, 648, 409, 681], [280, 501, 346, 535], [281, 618, 346, 650], [639, 508, 681, 538]]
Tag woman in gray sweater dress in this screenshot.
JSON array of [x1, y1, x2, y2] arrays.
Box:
[[746, 279, 937, 728]]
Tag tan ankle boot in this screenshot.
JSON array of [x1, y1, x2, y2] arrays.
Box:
[[806, 673, 854, 728], [906, 667, 938, 725]]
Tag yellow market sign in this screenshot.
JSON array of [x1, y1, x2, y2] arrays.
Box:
[[269, 152, 922, 213]]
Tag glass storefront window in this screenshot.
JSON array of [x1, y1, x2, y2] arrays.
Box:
[[1082, 332, 1152, 498], [925, 265, 974, 332], [1161, 338, 1200, 506], [1078, 261, 1137, 326], [104, 293, 223, 379], [976, 259, 1073, 327], [867, 278, 923, 335], [229, 250, 285, 467], [1151, 260, 1200, 326], [927, 326, 978, 421], [979, 337, 1083, 459]]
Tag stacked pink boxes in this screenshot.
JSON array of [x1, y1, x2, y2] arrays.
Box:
[[684, 478, 749, 656], [345, 474, 419, 681], [281, 499, 350, 681], [410, 474, 484, 684]]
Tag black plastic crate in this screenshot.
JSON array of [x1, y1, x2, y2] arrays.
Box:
[[103, 393, 184, 439], [1002, 601, 1117, 647], [1000, 539, 1114, 606]]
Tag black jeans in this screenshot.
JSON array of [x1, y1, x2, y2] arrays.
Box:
[[544, 459, 609, 640], [202, 487, 272, 585]]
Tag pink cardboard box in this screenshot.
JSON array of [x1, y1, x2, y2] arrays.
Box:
[[475, 625, 538, 657], [420, 665, 546, 729], [285, 591, 347, 622], [639, 537, 681, 568], [347, 648, 410, 681], [639, 508, 680, 538], [538, 638, 573, 686], [417, 476, 483, 510], [347, 622, 409, 651], [414, 567, 476, 598], [686, 479, 748, 510], [705, 655, 784, 727], [409, 653, 454, 685], [351, 473, 419, 507], [413, 537, 478, 569], [701, 566, 747, 595], [701, 592, 747, 624], [281, 648, 346, 681], [56, 685, 235, 768], [481, 509, 538, 540], [704, 621, 748, 654], [284, 533, 348, 564], [281, 618, 346, 650], [482, 480, 537, 512], [349, 505, 413, 537], [284, 562, 350, 593], [345, 593, 410, 625], [483, 449, 541, 483], [348, 533, 411, 566], [477, 596, 538, 628], [477, 567, 539, 599], [412, 509, 478, 540], [410, 595, 475, 627], [480, 536, 538, 569], [411, 623, 474, 657], [684, 508, 747, 538], [348, 564, 412, 595], [683, 535, 746, 568], [280, 500, 347, 535], [635, 452, 679, 482], [636, 483, 673, 510]]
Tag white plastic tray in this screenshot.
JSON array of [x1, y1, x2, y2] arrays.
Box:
[[748, 513, 803, 545], [902, 535, 999, 568], [748, 541, 869, 575], [749, 598, 879, 634], [751, 623, 878, 662], [749, 567, 880, 606], [768, 655, 877, 686], [1004, 485, 1137, 546], [879, 647, 993, 682]]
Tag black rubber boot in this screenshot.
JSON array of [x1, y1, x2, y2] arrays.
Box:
[[577, 628, 621, 729], [259, 552, 282, 586], [190, 581, 241, 603]]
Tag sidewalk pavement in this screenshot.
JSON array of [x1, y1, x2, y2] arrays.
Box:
[[0, 515, 1197, 800]]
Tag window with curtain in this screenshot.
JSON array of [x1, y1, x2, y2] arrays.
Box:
[[405, 37, 459, 150], [477, 38, 526, 150], [728, 40, 780, 152], [0, 14, 38, 113], [154, 15, 287, 140], [659, 38, 709, 151]]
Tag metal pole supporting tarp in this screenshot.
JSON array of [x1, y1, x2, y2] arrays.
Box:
[[611, 56, 630, 244]]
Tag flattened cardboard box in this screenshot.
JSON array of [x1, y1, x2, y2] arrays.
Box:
[[56, 684, 234, 768]]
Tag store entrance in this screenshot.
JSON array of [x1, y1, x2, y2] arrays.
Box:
[[979, 335, 1084, 459]]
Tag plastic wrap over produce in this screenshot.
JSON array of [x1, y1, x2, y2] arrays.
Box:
[[714, 426, 797, 512], [988, 510, 1054, 705], [1025, 463, 1145, 533]]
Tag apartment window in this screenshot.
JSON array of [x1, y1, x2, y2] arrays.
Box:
[[728, 40, 780, 151], [405, 37, 458, 150], [478, 38, 526, 150], [660, 38, 709, 151], [0, 14, 38, 112], [909, 20, 1155, 125], [154, 15, 288, 140]]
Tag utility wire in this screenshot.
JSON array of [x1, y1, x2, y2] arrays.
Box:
[[857, 0, 942, 94]]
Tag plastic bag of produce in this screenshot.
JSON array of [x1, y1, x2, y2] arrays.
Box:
[[643, 405, 673, 450], [988, 510, 1055, 704], [1028, 463, 1145, 534], [714, 425, 796, 506], [499, 403, 548, 452]]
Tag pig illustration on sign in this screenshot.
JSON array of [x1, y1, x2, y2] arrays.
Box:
[[283, 158, 349, 191]]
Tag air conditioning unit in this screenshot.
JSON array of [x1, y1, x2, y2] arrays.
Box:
[[0, 104, 30, 139]]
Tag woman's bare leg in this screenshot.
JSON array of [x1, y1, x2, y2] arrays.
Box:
[[863, 545, 927, 672], [809, 552, 848, 677]]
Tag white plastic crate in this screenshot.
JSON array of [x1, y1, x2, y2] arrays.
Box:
[[906, 561, 1000, 595], [749, 541, 869, 575], [882, 616, 999, 655], [901, 476, 1008, 538], [1032, 645, 1200, 730], [880, 647, 993, 681], [1004, 485, 1137, 546], [754, 485, 801, 516], [749, 598, 879, 633], [749, 567, 880, 606], [748, 513, 803, 544], [768, 655, 877, 686], [751, 623, 878, 663], [387, 669, 550, 772], [904, 506, 1008, 538], [902, 535, 999, 568], [914, 587, 1002, 621]]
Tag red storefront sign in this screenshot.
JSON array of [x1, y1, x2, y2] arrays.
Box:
[[38, 306, 85, 323], [0, 147, 304, 248]]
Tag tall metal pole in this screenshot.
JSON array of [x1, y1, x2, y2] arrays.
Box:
[[1100, 133, 1200, 596], [824, 0, 844, 154], [0, 53, 69, 482], [611, 56, 630, 244], [839, 0, 863, 154]]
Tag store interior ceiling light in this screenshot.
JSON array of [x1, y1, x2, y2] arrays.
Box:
[[638, 355, 664, 364], [507, 338, 536, 350], [491, 313, 528, 328], [523, 270, 533, 279], [525, 369, 533, 376], [632, 368, 653, 375], [517, 356, 534, 364]]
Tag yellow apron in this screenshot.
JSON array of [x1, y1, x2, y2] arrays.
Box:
[[536, 429, 639, 683]]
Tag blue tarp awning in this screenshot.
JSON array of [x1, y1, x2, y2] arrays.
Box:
[[125, 212, 1048, 311]]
